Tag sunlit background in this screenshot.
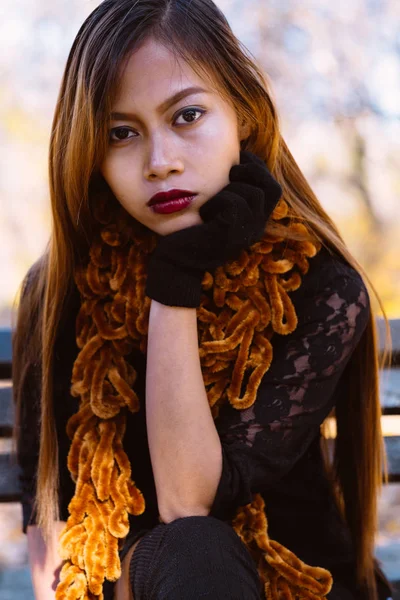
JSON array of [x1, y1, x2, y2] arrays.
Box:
[[1, 0, 399, 323], [0, 0, 399, 596]]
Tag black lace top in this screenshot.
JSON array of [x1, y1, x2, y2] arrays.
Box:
[[15, 245, 392, 599]]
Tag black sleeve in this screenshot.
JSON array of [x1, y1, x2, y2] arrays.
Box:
[[16, 361, 41, 533], [15, 268, 75, 533], [14, 268, 41, 533], [208, 261, 371, 520]]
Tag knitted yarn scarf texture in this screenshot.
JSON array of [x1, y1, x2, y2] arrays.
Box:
[[55, 191, 334, 599]]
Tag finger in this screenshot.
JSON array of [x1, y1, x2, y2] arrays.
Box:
[[230, 160, 272, 186], [224, 181, 279, 221], [224, 181, 265, 214], [200, 186, 267, 229], [198, 189, 236, 223], [230, 163, 282, 204]]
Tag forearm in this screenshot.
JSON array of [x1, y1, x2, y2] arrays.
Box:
[[146, 299, 222, 523], [27, 521, 67, 599]]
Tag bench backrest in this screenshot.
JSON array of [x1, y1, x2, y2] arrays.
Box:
[[0, 319, 399, 501]]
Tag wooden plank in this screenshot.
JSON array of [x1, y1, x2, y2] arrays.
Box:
[[324, 437, 400, 483], [0, 454, 22, 502], [0, 328, 12, 365], [0, 327, 12, 380], [0, 318, 398, 367], [381, 368, 400, 412], [0, 385, 14, 436], [385, 436, 400, 483], [0, 367, 399, 430], [0, 363, 12, 380], [377, 318, 400, 360], [0, 439, 399, 501]]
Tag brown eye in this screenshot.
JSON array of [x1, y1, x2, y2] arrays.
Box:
[[109, 127, 136, 143], [174, 107, 205, 126]]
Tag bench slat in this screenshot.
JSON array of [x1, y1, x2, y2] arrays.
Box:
[[1, 371, 400, 466], [385, 436, 400, 482], [0, 328, 12, 364], [0, 319, 399, 367], [380, 368, 400, 410], [1, 437, 399, 502], [0, 454, 22, 502], [376, 318, 400, 357], [0, 386, 14, 436], [1, 368, 399, 434], [0, 324, 399, 502]]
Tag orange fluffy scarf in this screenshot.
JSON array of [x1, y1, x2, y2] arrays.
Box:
[[54, 189, 334, 599]]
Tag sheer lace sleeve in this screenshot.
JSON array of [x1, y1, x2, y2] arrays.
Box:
[[208, 258, 371, 520]]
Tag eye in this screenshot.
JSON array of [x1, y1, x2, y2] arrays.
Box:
[[109, 127, 136, 144], [108, 107, 206, 144], [173, 107, 206, 126]]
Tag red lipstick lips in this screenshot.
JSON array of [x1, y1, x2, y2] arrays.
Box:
[[147, 189, 197, 215], [147, 189, 196, 206]]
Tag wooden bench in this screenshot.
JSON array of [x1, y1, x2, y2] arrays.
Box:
[[0, 319, 400, 594]]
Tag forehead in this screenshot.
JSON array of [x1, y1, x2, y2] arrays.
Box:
[[113, 37, 218, 107]]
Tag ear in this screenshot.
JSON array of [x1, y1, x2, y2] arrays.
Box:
[[239, 118, 251, 142]]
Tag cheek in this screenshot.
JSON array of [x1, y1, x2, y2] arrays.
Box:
[[200, 129, 239, 173], [191, 119, 239, 163], [101, 156, 131, 191], [197, 126, 240, 173], [198, 116, 239, 146]]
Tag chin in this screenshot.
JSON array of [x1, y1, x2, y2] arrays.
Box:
[[154, 211, 203, 236]]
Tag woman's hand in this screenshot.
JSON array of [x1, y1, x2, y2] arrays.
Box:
[[145, 150, 282, 308]]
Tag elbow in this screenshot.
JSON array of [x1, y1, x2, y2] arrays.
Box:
[[156, 448, 223, 524], [157, 481, 221, 524], [158, 502, 211, 525]]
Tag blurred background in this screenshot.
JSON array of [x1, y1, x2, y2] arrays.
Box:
[[0, 0, 399, 597]]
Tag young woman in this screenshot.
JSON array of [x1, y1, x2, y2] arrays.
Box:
[[12, 1, 395, 599]]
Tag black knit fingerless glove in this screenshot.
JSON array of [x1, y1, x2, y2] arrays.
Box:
[[145, 150, 283, 308]]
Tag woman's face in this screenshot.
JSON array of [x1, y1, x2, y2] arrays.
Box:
[[100, 36, 249, 236]]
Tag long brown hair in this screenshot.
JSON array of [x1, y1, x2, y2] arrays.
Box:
[[11, 0, 392, 597]]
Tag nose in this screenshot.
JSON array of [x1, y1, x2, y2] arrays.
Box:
[[144, 136, 184, 180]]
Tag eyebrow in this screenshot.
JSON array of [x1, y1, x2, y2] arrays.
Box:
[[110, 86, 210, 121]]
